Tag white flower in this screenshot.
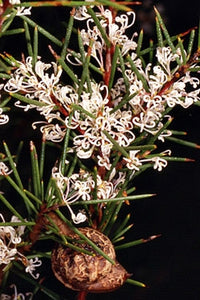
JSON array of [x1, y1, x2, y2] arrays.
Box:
[[156, 46, 180, 75], [0, 214, 25, 266], [71, 83, 135, 166], [68, 207, 87, 225], [0, 108, 9, 125], [74, 0, 97, 20], [24, 257, 42, 279], [0, 162, 12, 176], [97, 155, 111, 170], [0, 284, 33, 300], [0, 85, 9, 125], [4, 57, 63, 117], [52, 162, 126, 222], [6, 0, 32, 16], [151, 156, 168, 171], [158, 129, 172, 142], [52, 166, 92, 223], [0, 239, 17, 265], [38, 122, 66, 142], [123, 150, 142, 171], [77, 9, 137, 68]]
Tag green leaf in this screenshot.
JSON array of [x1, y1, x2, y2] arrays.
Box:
[[0, 193, 24, 222], [23, 20, 33, 57], [20, 15, 62, 47], [33, 26, 38, 68], [155, 16, 163, 47], [108, 45, 119, 91], [30, 141, 42, 200], [154, 7, 175, 52], [136, 29, 144, 56], [166, 136, 200, 149], [187, 29, 195, 60], [0, 28, 25, 36], [3, 141, 23, 190], [10, 93, 47, 107], [112, 224, 133, 243], [102, 130, 129, 158], [115, 234, 161, 250], [73, 193, 155, 205], [87, 7, 111, 48], [126, 278, 146, 288], [5, 175, 37, 214], [112, 213, 131, 240], [60, 11, 75, 60], [126, 55, 149, 92], [78, 39, 94, 97]]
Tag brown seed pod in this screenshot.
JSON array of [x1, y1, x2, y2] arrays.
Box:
[[50, 213, 130, 293]]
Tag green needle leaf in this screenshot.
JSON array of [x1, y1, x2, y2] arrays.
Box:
[[33, 26, 38, 68], [126, 278, 146, 288], [20, 15, 62, 47], [23, 20, 33, 57], [30, 141, 42, 200], [3, 141, 23, 190], [166, 136, 200, 149], [73, 193, 155, 205], [87, 7, 111, 48], [102, 130, 129, 158], [5, 175, 37, 214], [0, 193, 24, 222], [115, 234, 161, 250]]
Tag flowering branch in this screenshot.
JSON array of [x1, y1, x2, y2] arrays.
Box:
[[0, 0, 200, 299]]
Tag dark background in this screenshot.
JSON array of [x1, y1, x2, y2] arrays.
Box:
[[1, 0, 200, 299]]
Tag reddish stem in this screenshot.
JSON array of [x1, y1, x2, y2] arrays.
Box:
[[158, 48, 200, 96], [77, 291, 88, 300]]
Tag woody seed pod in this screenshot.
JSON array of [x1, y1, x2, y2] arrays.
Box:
[[50, 213, 130, 293]]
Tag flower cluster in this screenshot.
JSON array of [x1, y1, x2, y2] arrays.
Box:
[[112, 46, 200, 135], [0, 214, 42, 279], [1, 5, 200, 226], [73, 6, 137, 68], [52, 163, 126, 223]]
